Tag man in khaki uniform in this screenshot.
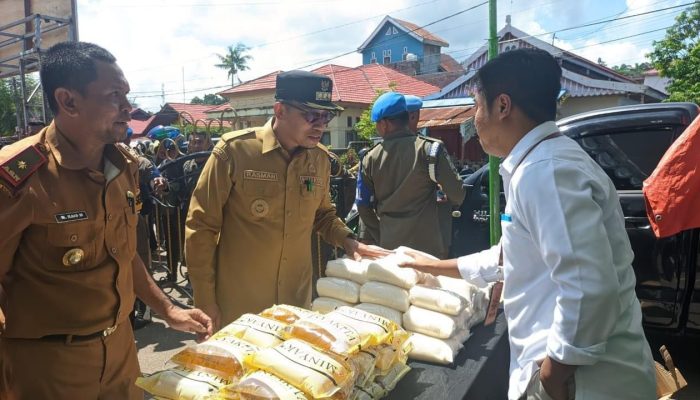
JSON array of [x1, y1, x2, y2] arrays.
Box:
[[186, 71, 385, 329], [0, 42, 212, 400], [356, 92, 465, 258], [405, 94, 457, 255]]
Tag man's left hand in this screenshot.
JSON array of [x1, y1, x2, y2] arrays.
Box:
[[538, 356, 576, 400], [343, 237, 392, 261], [163, 305, 214, 342]]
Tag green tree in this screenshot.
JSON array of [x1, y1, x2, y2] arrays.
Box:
[[0, 74, 45, 136], [612, 62, 653, 78], [215, 43, 253, 87], [355, 83, 398, 141], [190, 93, 226, 105], [649, 3, 700, 103], [0, 79, 16, 136]]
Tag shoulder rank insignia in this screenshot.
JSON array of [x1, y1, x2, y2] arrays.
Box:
[[0, 144, 47, 194]]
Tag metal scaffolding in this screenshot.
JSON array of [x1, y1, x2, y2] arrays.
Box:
[[0, 13, 76, 138]]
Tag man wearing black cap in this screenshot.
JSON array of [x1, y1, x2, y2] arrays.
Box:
[[356, 92, 465, 258], [185, 70, 387, 329]]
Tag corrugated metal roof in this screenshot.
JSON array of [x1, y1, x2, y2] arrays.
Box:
[[393, 18, 449, 47], [422, 98, 474, 108], [439, 54, 463, 72], [418, 106, 475, 128]]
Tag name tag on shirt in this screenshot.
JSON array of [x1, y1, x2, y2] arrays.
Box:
[[501, 213, 513, 222], [244, 170, 278, 181], [55, 211, 88, 223]]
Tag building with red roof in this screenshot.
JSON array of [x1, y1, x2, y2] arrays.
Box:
[[213, 63, 440, 148]]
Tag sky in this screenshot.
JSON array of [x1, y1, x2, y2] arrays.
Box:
[[75, 0, 692, 112]]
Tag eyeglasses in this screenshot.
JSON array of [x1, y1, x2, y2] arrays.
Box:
[[285, 102, 336, 125]]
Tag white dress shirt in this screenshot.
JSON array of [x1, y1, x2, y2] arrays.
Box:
[[458, 121, 656, 400]]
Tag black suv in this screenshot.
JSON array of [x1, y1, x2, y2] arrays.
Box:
[[452, 102, 700, 334]]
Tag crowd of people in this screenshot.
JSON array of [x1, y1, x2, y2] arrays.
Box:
[[0, 40, 657, 400]]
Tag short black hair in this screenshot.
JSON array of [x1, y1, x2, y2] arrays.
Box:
[[475, 48, 561, 124], [40, 41, 117, 113], [385, 111, 409, 125]]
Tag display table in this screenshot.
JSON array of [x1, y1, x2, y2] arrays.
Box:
[[387, 310, 510, 400]]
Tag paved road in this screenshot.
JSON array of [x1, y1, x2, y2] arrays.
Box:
[[134, 266, 700, 399]]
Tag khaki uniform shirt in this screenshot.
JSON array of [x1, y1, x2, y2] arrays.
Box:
[[358, 131, 465, 258], [185, 119, 352, 325], [0, 123, 138, 338]]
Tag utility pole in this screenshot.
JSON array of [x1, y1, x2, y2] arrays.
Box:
[[181, 67, 186, 104], [488, 0, 501, 246], [161, 83, 165, 107]]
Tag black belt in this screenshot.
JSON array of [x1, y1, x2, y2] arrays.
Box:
[[40, 325, 118, 344]]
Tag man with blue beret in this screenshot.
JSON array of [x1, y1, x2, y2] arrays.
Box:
[[404, 94, 423, 133], [356, 92, 465, 257]]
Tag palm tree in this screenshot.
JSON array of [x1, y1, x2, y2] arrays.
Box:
[[215, 43, 253, 87]]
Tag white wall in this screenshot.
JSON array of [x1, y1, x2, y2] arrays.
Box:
[[559, 95, 638, 118]]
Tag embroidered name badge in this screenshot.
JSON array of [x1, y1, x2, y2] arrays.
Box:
[[315, 91, 331, 101], [55, 211, 88, 223], [244, 170, 279, 181], [298, 176, 322, 186], [500, 213, 512, 222]]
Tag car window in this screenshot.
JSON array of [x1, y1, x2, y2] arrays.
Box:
[[574, 126, 677, 190]]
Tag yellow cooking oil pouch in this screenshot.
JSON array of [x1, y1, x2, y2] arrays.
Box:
[[169, 335, 259, 381], [283, 312, 364, 356], [350, 382, 387, 400], [328, 307, 400, 347], [216, 313, 286, 348], [243, 339, 355, 399], [136, 366, 231, 400], [347, 349, 377, 388], [374, 361, 411, 392], [260, 304, 316, 324], [213, 371, 310, 400]]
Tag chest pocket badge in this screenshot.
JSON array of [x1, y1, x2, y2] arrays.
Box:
[[62, 248, 85, 267], [251, 199, 270, 217]]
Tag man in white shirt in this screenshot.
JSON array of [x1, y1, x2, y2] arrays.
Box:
[[402, 48, 655, 400]]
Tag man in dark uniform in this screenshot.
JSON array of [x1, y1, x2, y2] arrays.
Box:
[[356, 92, 466, 258], [0, 41, 212, 400]]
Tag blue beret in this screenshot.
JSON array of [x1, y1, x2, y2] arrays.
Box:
[[404, 95, 423, 112], [371, 92, 407, 122]]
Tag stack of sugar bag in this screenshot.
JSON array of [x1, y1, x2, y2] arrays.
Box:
[[137, 304, 412, 400], [312, 258, 371, 314], [315, 247, 490, 366]]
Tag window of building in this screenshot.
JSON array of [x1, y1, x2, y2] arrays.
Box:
[[347, 116, 353, 127], [355, 117, 360, 124], [383, 49, 391, 64], [346, 130, 358, 144], [386, 27, 392, 35], [402, 47, 409, 61], [393, 27, 398, 34], [321, 131, 331, 146], [370, 51, 377, 64]]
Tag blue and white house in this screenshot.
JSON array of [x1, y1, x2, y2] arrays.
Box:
[[425, 17, 667, 118], [357, 16, 450, 74]]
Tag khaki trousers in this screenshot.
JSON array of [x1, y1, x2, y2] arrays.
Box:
[[520, 369, 576, 400], [0, 322, 142, 400]]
